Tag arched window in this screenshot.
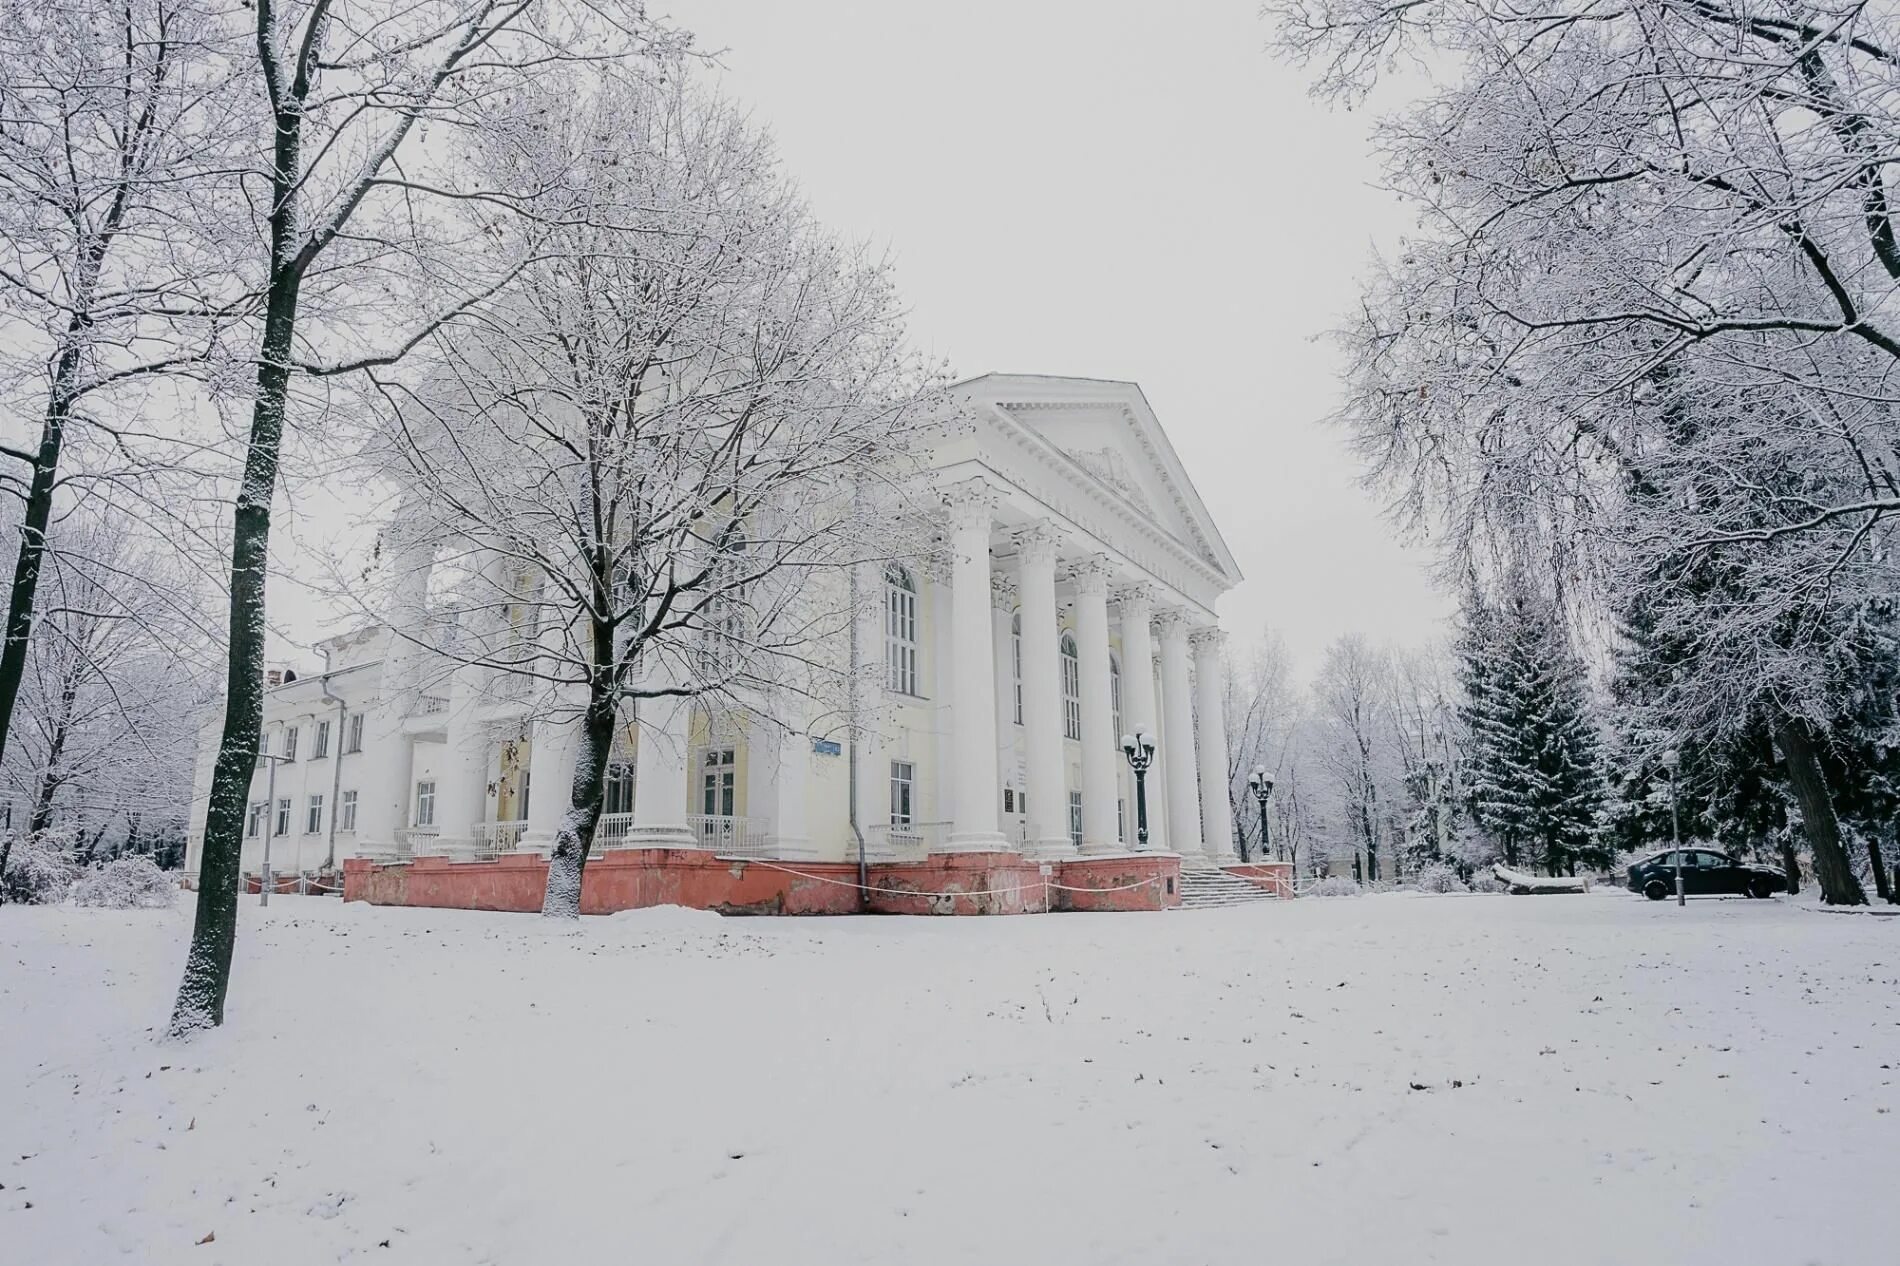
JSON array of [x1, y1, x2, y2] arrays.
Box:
[[1011, 612, 1023, 725], [1110, 654, 1122, 740], [1061, 633, 1081, 740], [886, 565, 918, 695]]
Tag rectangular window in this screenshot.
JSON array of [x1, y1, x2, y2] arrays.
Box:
[[700, 749, 736, 817], [313, 720, 331, 759], [1068, 791, 1084, 850], [1062, 641, 1082, 741], [246, 802, 265, 839], [604, 762, 635, 815], [886, 570, 919, 695], [274, 798, 291, 838], [1118, 798, 1127, 845], [1003, 787, 1015, 814], [344, 713, 364, 754], [305, 794, 323, 834], [282, 725, 298, 761], [414, 780, 436, 828], [890, 760, 915, 827], [1012, 621, 1023, 725], [339, 789, 358, 832]]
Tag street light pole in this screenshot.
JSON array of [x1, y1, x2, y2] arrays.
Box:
[[1120, 730, 1155, 850], [260, 747, 282, 908], [1663, 748, 1683, 907], [1248, 766, 1274, 867]]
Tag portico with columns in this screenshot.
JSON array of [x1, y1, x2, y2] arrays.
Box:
[[198, 374, 1268, 912]]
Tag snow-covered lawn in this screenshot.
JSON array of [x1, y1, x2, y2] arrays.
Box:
[[5, 892, 1895, 1265]]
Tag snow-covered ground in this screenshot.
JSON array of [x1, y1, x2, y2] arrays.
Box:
[[5, 891, 1895, 1265]]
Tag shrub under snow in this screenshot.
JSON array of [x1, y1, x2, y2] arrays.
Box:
[[1, 834, 82, 905], [1311, 875, 1362, 897], [70, 856, 177, 909], [1413, 863, 1469, 894]]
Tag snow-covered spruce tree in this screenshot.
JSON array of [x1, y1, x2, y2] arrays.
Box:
[[1265, 0, 1900, 902], [172, 0, 687, 1033], [359, 72, 943, 919], [0, 0, 246, 797], [1456, 576, 1607, 875]]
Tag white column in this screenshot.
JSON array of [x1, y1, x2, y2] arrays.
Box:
[[1156, 610, 1202, 863], [356, 713, 414, 854], [1072, 555, 1119, 854], [762, 721, 813, 860], [1015, 523, 1071, 857], [991, 573, 1018, 843], [1193, 627, 1238, 864], [851, 565, 886, 857], [520, 713, 580, 852], [1113, 585, 1164, 852], [629, 690, 693, 847], [942, 480, 1008, 852], [433, 666, 490, 857]]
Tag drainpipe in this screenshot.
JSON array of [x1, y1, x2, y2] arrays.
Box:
[[317, 643, 347, 874], [848, 553, 867, 909]]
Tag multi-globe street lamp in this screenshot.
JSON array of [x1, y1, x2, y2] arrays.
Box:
[[1119, 730, 1156, 850], [1247, 766, 1274, 864]]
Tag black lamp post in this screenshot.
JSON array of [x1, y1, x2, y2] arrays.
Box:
[[1120, 729, 1155, 849], [1247, 766, 1274, 864], [1663, 748, 1684, 907]]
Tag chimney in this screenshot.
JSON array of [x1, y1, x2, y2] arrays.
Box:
[[265, 669, 284, 688]]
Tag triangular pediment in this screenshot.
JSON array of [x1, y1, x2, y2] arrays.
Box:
[[956, 375, 1241, 585]]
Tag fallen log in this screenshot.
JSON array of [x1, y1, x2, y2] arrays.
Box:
[[1493, 864, 1591, 895]]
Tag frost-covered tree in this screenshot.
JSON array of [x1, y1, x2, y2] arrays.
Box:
[[1223, 629, 1299, 861], [174, 0, 687, 1033], [1314, 635, 1392, 883], [0, 0, 244, 791], [1457, 576, 1607, 875], [361, 73, 942, 919], [1265, 0, 1900, 901]]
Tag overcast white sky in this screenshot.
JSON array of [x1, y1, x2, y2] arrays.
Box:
[[264, 1, 1449, 678], [656, 0, 1450, 676]]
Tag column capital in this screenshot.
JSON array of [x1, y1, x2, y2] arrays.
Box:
[[1111, 582, 1157, 614], [1153, 607, 1194, 640], [1189, 625, 1228, 652], [1068, 553, 1112, 598], [941, 477, 1002, 530], [990, 571, 1018, 612], [1012, 520, 1063, 566]]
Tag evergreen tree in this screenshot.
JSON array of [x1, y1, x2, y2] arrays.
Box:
[[1457, 574, 1608, 874]]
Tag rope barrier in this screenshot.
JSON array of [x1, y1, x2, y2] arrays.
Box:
[[741, 858, 1165, 901]]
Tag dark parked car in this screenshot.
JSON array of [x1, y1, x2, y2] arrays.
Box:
[[1627, 849, 1788, 900]]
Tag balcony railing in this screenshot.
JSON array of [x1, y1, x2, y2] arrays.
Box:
[[415, 695, 449, 715], [590, 811, 766, 856], [473, 819, 529, 858], [393, 827, 438, 859]]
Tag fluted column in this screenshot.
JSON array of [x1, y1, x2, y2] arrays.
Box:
[[1114, 584, 1164, 852], [1015, 523, 1071, 857], [1156, 610, 1202, 862], [433, 666, 490, 857], [1193, 627, 1238, 864], [629, 690, 693, 848], [1072, 555, 1119, 854], [991, 573, 1018, 844], [942, 480, 1007, 852], [519, 713, 580, 853]]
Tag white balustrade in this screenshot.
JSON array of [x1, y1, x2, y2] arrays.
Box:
[[473, 819, 528, 858]]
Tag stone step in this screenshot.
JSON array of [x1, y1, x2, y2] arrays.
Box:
[[1176, 869, 1277, 910]]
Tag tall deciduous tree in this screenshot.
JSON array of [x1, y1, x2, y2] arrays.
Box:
[[171, 0, 684, 1033], [361, 73, 942, 919]]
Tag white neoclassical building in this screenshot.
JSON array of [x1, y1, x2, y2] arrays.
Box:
[[185, 374, 1249, 898]]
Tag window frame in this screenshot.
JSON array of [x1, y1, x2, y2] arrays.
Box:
[[890, 759, 916, 827], [1061, 634, 1082, 740], [885, 565, 920, 696], [700, 748, 736, 817], [273, 798, 291, 838], [305, 794, 324, 835], [344, 712, 364, 754], [1011, 611, 1023, 725], [313, 719, 331, 759], [281, 725, 298, 762], [338, 789, 358, 833], [246, 802, 265, 839], [414, 779, 436, 828], [1068, 790, 1084, 849]]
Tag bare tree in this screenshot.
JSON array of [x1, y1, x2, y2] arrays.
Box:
[[171, 1, 685, 1033], [1314, 635, 1392, 883], [359, 73, 942, 918]]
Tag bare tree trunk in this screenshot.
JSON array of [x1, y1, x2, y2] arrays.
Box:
[[169, 33, 308, 1032], [541, 689, 616, 919], [1869, 828, 1894, 905], [1774, 719, 1867, 906], [1779, 833, 1802, 894]]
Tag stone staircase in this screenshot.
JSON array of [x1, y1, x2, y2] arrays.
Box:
[[1177, 868, 1278, 910]]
